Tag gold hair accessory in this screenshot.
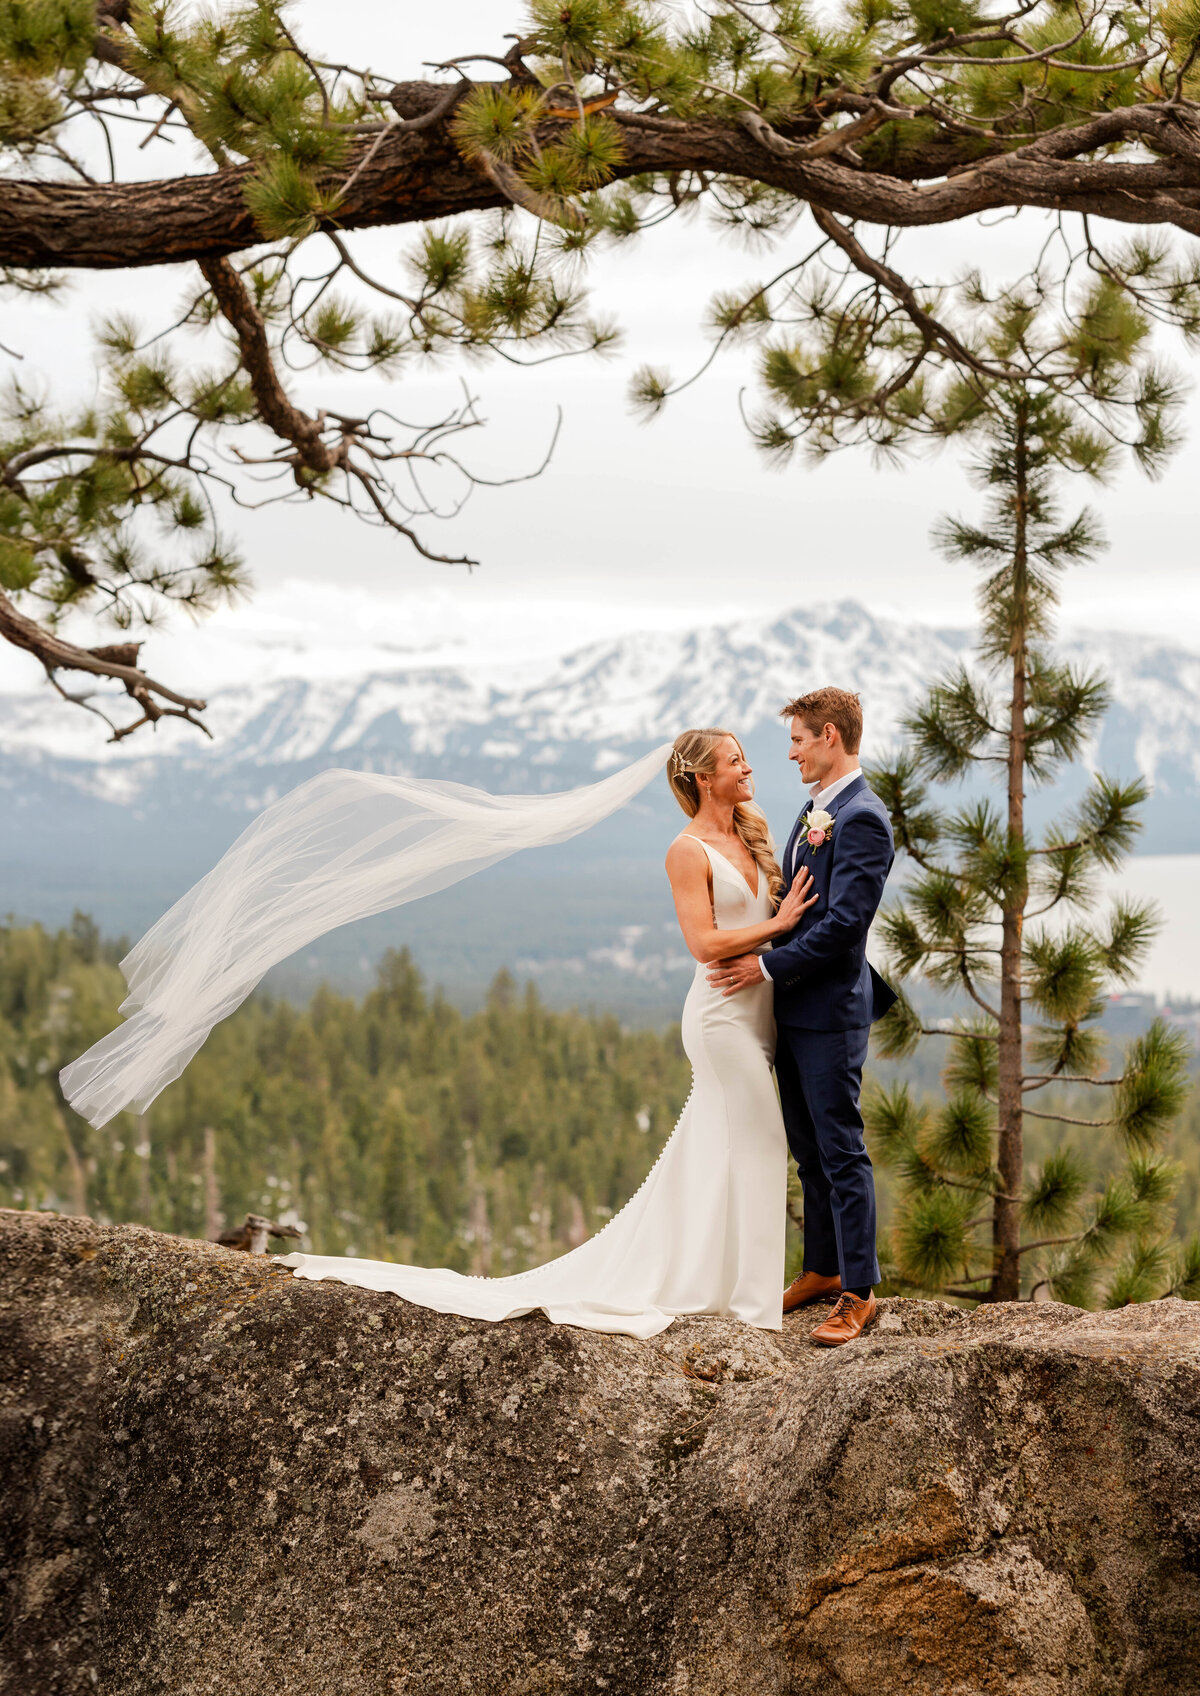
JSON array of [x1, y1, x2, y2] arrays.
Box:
[[669, 749, 693, 778]]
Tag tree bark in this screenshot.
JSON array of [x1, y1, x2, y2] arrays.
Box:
[[136, 1115, 152, 1223], [197, 257, 335, 472], [50, 1075, 88, 1219], [4, 102, 1200, 271], [202, 1126, 222, 1242], [0, 587, 207, 738], [59, 1125, 88, 1220], [994, 409, 1030, 1305]]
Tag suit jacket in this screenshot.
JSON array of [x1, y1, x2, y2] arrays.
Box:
[[763, 774, 898, 1031]]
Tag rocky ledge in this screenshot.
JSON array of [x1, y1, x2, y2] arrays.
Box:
[[2, 1212, 1199, 1695]]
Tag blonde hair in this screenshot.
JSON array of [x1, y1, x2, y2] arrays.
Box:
[[668, 728, 784, 902]]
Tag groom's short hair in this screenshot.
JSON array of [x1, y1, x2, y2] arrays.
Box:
[[780, 687, 863, 754]]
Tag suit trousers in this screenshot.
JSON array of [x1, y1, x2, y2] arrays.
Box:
[[775, 1024, 880, 1290]]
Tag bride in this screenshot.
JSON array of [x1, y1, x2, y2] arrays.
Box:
[[282, 727, 815, 1338], [59, 727, 813, 1340]]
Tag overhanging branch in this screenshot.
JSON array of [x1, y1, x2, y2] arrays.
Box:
[[7, 97, 1200, 272], [197, 256, 335, 476], [0, 588, 208, 741], [808, 205, 1008, 380]]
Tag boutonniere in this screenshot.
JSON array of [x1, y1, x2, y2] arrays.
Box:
[[803, 809, 835, 852]]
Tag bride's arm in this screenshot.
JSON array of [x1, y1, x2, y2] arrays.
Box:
[[665, 838, 815, 964]]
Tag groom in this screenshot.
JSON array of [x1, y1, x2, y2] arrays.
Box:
[[708, 687, 896, 1346]]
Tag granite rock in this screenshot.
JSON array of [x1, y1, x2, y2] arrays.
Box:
[[2, 1211, 1198, 1694]]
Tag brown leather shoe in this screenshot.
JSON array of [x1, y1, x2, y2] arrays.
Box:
[[782, 1270, 842, 1314], [810, 1291, 877, 1347]]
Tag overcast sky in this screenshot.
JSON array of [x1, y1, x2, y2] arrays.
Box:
[[2, 0, 1197, 696]]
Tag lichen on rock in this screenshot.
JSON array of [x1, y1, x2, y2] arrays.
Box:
[[2, 1211, 1198, 1694]]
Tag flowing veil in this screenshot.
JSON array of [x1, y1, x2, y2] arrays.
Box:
[[60, 744, 672, 1129]]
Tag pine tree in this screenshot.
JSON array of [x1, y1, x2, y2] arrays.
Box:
[[864, 282, 1198, 1306]]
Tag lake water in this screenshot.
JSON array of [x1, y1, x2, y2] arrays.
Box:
[[1098, 856, 1200, 1002]]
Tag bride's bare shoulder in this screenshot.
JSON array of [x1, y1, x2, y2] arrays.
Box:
[[665, 832, 708, 874]]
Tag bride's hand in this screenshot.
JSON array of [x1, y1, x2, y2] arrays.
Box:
[[774, 869, 817, 934]]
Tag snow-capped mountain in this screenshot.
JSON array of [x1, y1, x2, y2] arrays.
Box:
[[1, 599, 954, 776], [3, 600, 1199, 1012]]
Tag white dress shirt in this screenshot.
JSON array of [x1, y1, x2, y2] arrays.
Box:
[[759, 766, 862, 980]]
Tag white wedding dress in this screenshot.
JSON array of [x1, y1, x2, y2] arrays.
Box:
[[282, 838, 789, 1338]]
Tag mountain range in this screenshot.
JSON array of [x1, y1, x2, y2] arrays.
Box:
[[3, 599, 1199, 1015]]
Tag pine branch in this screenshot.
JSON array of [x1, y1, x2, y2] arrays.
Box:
[[959, 965, 1001, 1023], [737, 104, 895, 163], [1032, 777, 1150, 862], [197, 257, 335, 476], [1162, 1237, 1200, 1300], [865, 754, 947, 871], [195, 255, 484, 565], [807, 206, 1008, 382], [1022, 1072, 1121, 1088], [0, 587, 208, 741], [1014, 1102, 1111, 1128], [469, 148, 589, 232], [13, 97, 1200, 272]]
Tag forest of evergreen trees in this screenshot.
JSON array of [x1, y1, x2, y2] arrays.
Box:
[[0, 916, 698, 1275], [3, 916, 1198, 1299]]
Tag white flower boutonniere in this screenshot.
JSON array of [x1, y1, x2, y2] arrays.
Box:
[[804, 808, 835, 851]]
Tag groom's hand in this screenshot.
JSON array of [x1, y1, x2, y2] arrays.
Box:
[[707, 954, 766, 998]]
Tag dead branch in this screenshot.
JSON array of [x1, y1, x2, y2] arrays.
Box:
[[0, 587, 208, 741]]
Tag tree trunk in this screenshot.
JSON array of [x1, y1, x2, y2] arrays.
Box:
[[136, 1115, 152, 1225], [59, 1124, 88, 1220], [463, 1138, 491, 1278], [993, 409, 1030, 1303], [202, 1127, 222, 1242], [49, 1074, 88, 1218]]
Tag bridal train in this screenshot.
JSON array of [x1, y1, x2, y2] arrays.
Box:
[[56, 732, 795, 1342], [282, 839, 788, 1339]]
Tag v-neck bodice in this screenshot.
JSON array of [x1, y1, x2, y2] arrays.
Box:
[[688, 837, 768, 923]]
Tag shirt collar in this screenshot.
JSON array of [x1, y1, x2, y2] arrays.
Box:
[[808, 766, 862, 809]]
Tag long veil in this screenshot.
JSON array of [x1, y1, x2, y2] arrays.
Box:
[[60, 744, 672, 1129]]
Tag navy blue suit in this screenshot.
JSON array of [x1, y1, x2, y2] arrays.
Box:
[[762, 775, 896, 1290]]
